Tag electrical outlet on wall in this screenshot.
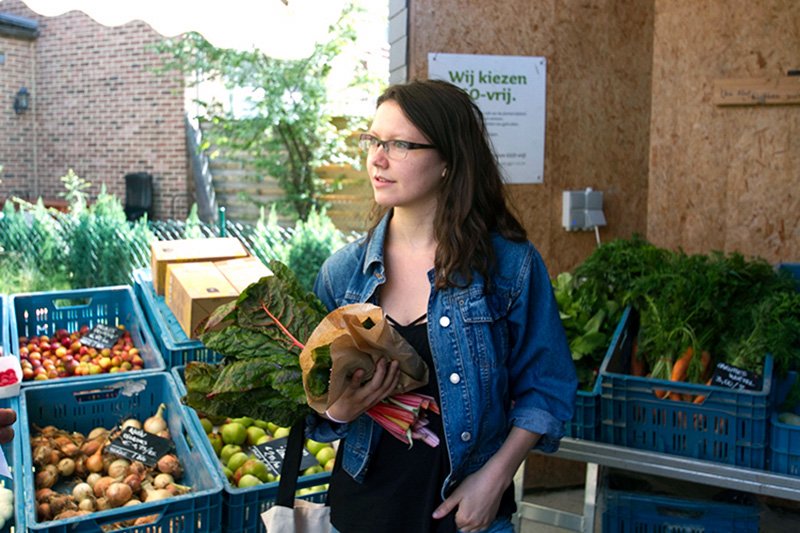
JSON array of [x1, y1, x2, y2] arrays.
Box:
[[562, 188, 606, 231]]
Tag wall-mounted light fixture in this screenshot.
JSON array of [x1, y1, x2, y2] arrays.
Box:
[[13, 87, 30, 114]]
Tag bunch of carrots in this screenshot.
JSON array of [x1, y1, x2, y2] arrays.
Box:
[[630, 341, 714, 403]]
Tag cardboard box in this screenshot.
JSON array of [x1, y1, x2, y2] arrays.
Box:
[[214, 256, 273, 293], [151, 237, 249, 295], [165, 261, 239, 338]]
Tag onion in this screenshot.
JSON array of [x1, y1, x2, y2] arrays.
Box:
[[106, 482, 133, 507], [143, 403, 168, 435], [35, 465, 59, 489], [93, 476, 115, 498], [153, 473, 174, 489], [121, 418, 142, 430], [86, 473, 102, 488], [87, 427, 109, 440], [37, 502, 52, 521], [144, 488, 171, 502], [156, 454, 182, 479], [57, 457, 76, 477], [72, 482, 93, 502], [85, 444, 105, 473], [123, 498, 142, 507], [78, 497, 96, 512], [107, 458, 130, 480]]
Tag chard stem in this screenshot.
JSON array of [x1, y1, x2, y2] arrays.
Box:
[[260, 303, 306, 350]]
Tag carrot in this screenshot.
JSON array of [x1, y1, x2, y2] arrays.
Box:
[[671, 346, 694, 382], [700, 350, 712, 381], [693, 378, 714, 404], [629, 340, 645, 377]]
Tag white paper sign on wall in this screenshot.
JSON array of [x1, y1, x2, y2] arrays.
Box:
[[428, 53, 546, 184]]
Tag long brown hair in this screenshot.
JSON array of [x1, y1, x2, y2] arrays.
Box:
[[369, 79, 527, 290]]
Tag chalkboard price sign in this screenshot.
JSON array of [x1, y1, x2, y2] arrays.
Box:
[[80, 324, 123, 350], [711, 362, 762, 392], [106, 426, 173, 466], [250, 437, 319, 476]]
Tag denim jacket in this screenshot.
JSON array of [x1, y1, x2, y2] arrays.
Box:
[[309, 213, 577, 497]]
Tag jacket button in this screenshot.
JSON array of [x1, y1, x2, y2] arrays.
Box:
[[460, 432, 471, 442], [439, 316, 451, 327], [449, 373, 461, 384]]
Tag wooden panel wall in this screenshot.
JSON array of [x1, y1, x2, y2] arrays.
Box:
[[407, 0, 655, 274], [647, 0, 799, 262]]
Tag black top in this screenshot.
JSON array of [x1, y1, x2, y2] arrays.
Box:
[[328, 314, 516, 532]]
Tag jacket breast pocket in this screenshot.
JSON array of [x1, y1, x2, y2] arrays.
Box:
[[455, 292, 508, 372]]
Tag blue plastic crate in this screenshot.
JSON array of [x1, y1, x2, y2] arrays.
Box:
[[778, 263, 800, 290], [3, 396, 24, 533], [18, 372, 224, 532], [9, 286, 165, 386], [599, 306, 773, 468], [603, 490, 760, 532], [171, 365, 330, 533], [132, 268, 223, 367], [566, 375, 602, 441], [769, 370, 800, 476]]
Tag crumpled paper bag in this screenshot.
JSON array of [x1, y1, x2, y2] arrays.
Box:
[[299, 303, 428, 414]]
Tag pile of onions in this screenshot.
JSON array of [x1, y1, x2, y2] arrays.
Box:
[[30, 404, 191, 523]]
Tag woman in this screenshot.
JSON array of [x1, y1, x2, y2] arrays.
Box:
[[311, 79, 577, 533]]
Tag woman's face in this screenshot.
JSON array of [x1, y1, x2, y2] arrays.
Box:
[[366, 100, 447, 211]]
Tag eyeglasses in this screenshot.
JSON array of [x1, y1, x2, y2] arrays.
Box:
[[358, 133, 436, 161]]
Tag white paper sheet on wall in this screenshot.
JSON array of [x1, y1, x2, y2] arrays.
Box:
[[428, 53, 547, 184]]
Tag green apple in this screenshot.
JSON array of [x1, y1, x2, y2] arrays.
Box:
[[315, 446, 336, 466], [272, 426, 290, 439], [266, 421, 279, 434], [198, 417, 214, 434], [253, 419, 271, 430], [207, 432, 224, 456], [255, 434, 272, 446], [221, 422, 248, 445], [222, 466, 234, 481], [230, 416, 254, 428], [323, 458, 335, 472], [238, 474, 262, 488], [246, 426, 268, 446], [227, 451, 250, 473], [220, 444, 243, 465], [305, 439, 327, 456], [241, 458, 272, 482], [302, 465, 323, 476]]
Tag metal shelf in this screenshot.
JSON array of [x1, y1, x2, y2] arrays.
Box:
[[517, 438, 800, 532], [555, 438, 800, 501]]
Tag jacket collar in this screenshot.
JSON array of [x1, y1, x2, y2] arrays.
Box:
[[362, 210, 392, 275]]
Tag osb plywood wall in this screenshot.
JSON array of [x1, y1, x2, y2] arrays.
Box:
[[407, 0, 655, 274], [406, 0, 799, 273], [648, 0, 799, 262]]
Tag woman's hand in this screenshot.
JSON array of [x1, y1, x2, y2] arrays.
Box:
[[432, 465, 506, 532], [325, 359, 400, 423], [433, 427, 541, 532]]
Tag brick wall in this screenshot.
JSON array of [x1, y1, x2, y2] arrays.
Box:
[[0, 0, 188, 219]]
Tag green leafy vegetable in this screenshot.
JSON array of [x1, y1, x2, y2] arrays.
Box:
[[183, 260, 328, 427]]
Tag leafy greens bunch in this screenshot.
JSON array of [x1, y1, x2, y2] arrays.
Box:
[[183, 261, 328, 427]]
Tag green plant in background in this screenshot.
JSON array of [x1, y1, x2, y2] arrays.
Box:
[[284, 208, 344, 291], [0, 171, 154, 293], [250, 206, 289, 264], [155, 1, 378, 222], [63, 183, 154, 288], [250, 206, 344, 292], [184, 204, 205, 239], [0, 198, 71, 293]]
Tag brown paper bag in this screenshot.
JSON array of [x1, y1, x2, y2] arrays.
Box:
[[299, 303, 428, 414]]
